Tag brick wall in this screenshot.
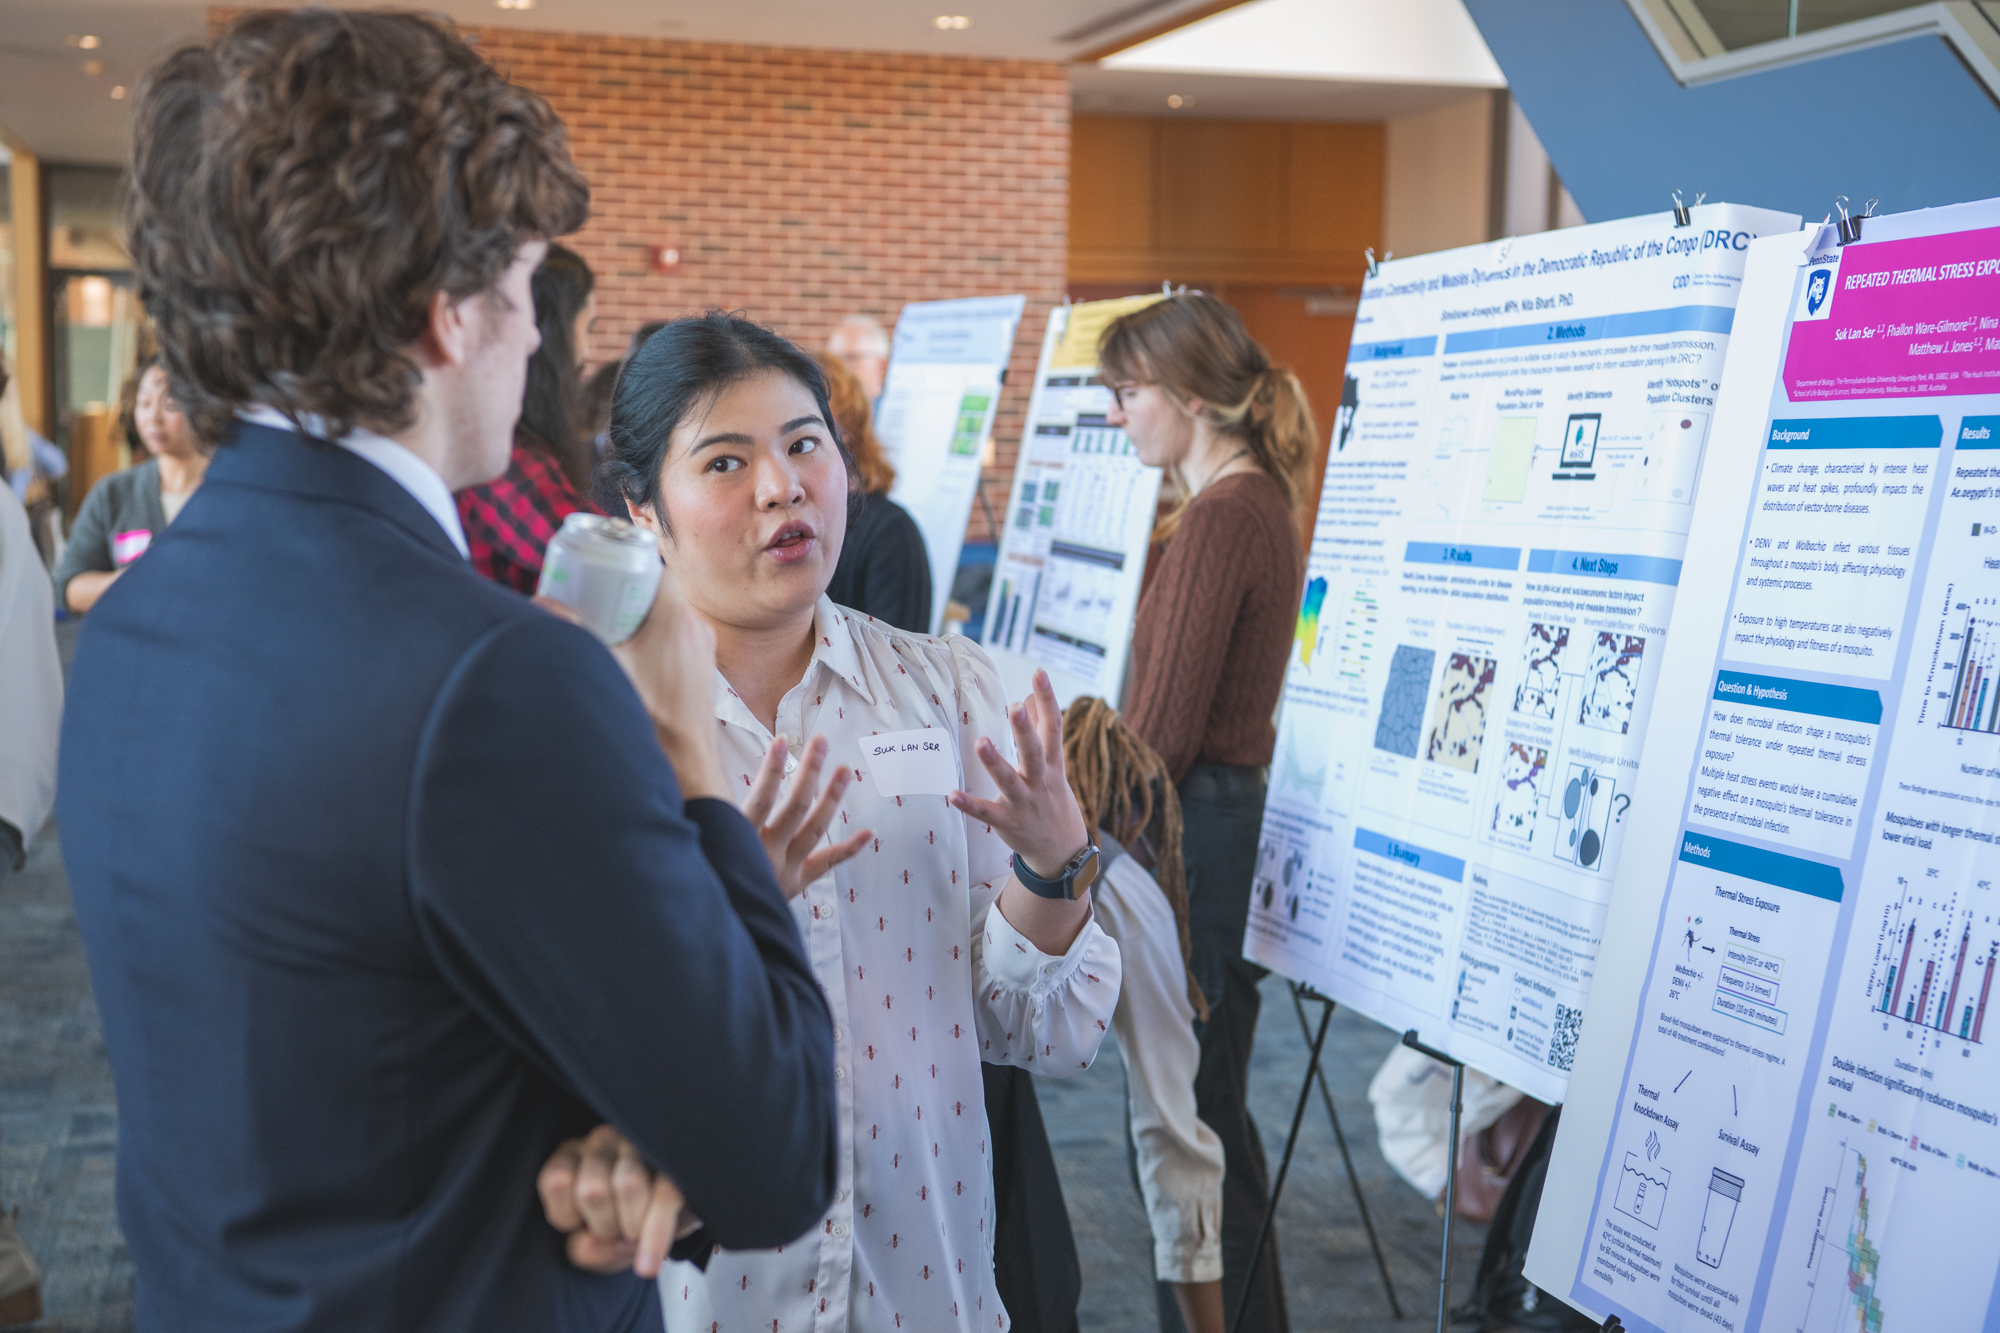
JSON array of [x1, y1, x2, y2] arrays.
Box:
[[473, 26, 1071, 545]]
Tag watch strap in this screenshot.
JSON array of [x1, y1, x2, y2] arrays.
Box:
[[1011, 844, 1097, 900]]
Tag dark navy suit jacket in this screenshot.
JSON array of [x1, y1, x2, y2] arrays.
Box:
[[59, 422, 837, 1332]]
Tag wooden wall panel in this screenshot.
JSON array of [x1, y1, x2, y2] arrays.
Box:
[[1155, 120, 1287, 253], [1070, 115, 1383, 287], [1070, 116, 1156, 254], [1286, 122, 1383, 258]]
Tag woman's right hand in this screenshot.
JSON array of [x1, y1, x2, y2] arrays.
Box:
[[743, 735, 871, 899]]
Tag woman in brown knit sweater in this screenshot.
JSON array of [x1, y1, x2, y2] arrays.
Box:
[[1101, 293, 1313, 1333]]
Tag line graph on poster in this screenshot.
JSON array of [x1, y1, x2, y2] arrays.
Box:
[[1796, 1142, 1884, 1333]]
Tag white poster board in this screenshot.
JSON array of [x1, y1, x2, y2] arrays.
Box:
[[1245, 205, 1798, 1104], [982, 295, 1165, 709], [875, 294, 1026, 634], [1529, 199, 2000, 1333]]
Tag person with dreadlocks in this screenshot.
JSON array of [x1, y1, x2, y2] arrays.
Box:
[[1100, 291, 1315, 1332], [1062, 697, 1227, 1333]]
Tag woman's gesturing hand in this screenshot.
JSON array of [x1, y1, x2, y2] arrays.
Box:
[[538, 1124, 697, 1279], [948, 669, 1091, 879], [745, 734, 872, 899]]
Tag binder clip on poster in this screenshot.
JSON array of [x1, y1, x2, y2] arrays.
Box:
[[1671, 190, 1706, 227], [1836, 195, 1879, 246], [1364, 247, 1392, 279]]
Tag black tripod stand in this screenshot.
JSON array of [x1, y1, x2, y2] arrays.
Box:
[[1227, 985, 1403, 1333]]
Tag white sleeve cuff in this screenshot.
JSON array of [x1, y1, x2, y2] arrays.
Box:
[[972, 896, 1121, 1074]]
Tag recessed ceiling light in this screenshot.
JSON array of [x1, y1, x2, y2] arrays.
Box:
[[83, 60, 105, 76], [934, 15, 971, 29], [66, 34, 101, 49], [495, 0, 535, 9], [1167, 94, 1194, 108], [110, 85, 127, 100]]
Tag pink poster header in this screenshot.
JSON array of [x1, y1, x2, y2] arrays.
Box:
[[1783, 225, 2000, 402]]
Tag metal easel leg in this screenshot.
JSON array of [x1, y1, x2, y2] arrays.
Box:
[[1289, 984, 1403, 1318], [1401, 1030, 1464, 1333], [1228, 995, 1333, 1333]]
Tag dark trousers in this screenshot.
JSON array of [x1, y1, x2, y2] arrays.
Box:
[[985, 1062, 1082, 1333], [1153, 764, 1289, 1333]]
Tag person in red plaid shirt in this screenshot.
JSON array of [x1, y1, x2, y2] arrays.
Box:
[[456, 243, 601, 592]]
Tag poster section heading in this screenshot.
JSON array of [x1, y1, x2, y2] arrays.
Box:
[[1568, 200, 2000, 1333], [981, 295, 1163, 707], [876, 294, 1026, 634], [1248, 203, 1799, 1105]]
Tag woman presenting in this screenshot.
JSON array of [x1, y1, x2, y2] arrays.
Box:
[[1100, 293, 1315, 1333], [56, 356, 210, 614], [540, 313, 1120, 1333]]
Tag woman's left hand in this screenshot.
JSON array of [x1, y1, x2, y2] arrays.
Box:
[[949, 669, 1091, 879]]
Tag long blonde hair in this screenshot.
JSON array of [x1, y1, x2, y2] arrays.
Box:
[[1062, 696, 1207, 1021], [1098, 292, 1316, 543]]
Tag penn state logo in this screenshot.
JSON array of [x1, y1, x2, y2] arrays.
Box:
[[1797, 265, 1837, 320]]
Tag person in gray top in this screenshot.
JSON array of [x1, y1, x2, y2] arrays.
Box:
[[55, 356, 210, 613]]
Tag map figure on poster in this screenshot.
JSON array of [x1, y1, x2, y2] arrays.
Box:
[[1515, 622, 1571, 719], [1492, 743, 1548, 845], [1579, 632, 1646, 734], [1426, 652, 1497, 772], [1374, 645, 1435, 758]]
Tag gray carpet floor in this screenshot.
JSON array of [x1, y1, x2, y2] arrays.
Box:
[[1, 823, 129, 1333]]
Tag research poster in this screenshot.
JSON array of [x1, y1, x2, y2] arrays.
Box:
[[1529, 199, 2000, 1333], [982, 294, 1164, 708], [875, 294, 1026, 633], [1246, 205, 1798, 1103]]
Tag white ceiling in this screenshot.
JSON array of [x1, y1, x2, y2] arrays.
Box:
[[0, 0, 1505, 165], [1105, 0, 1504, 85], [0, 1, 209, 165]]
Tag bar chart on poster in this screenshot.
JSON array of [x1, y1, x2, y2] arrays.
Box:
[[982, 295, 1164, 708], [1245, 204, 1800, 1105], [874, 294, 1025, 633], [1527, 199, 2000, 1333]]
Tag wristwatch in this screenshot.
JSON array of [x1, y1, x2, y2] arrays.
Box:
[[1012, 842, 1100, 901]]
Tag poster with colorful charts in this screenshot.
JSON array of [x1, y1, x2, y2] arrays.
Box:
[[1245, 203, 1800, 1104], [981, 295, 1164, 708], [1528, 198, 2000, 1333], [875, 294, 1027, 633]]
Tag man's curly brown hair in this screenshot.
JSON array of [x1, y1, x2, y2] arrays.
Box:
[[127, 8, 591, 444]]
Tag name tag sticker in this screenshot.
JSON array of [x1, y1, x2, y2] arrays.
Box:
[[111, 529, 153, 566], [861, 728, 958, 796]]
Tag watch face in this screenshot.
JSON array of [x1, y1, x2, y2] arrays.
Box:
[[1069, 847, 1100, 899]]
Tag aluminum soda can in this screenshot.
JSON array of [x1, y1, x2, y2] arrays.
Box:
[[535, 513, 663, 645]]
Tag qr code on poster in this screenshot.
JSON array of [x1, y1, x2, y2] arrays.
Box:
[[1548, 1003, 1583, 1072]]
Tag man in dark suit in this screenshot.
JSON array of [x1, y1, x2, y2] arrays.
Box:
[[57, 11, 837, 1331]]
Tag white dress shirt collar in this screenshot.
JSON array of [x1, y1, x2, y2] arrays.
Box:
[[712, 598, 880, 736], [236, 403, 469, 559]]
